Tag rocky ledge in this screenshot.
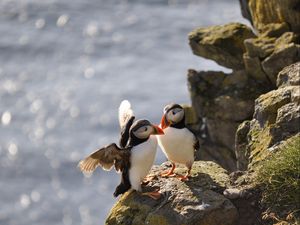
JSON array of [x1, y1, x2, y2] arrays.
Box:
[[106, 161, 238, 225]]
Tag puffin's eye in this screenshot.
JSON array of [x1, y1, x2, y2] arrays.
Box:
[[172, 111, 176, 115], [144, 127, 148, 132]]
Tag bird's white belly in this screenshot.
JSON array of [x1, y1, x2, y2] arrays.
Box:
[[157, 127, 194, 165], [129, 136, 157, 191]]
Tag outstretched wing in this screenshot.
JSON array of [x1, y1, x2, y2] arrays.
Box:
[[118, 100, 135, 148], [78, 143, 130, 173]]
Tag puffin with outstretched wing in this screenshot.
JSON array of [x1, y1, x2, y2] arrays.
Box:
[[78, 100, 164, 199]]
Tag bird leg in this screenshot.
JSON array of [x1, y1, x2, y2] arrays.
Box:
[[141, 188, 161, 200], [176, 167, 191, 181], [160, 162, 176, 177]]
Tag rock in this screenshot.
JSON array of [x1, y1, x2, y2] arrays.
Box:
[[269, 102, 300, 146], [182, 105, 198, 125], [277, 62, 300, 87], [206, 119, 240, 149], [244, 36, 276, 58], [105, 161, 238, 225], [243, 31, 300, 85], [275, 32, 299, 49], [262, 43, 300, 85], [189, 23, 255, 69], [223, 188, 244, 200], [234, 63, 300, 170], [259, 22, 290, 38], [239, 0, 253, 25], [187, 70, 260, 122], [187, 69, 269, 171], [199, 95, 254, 122], [196, 144, 237, 172], [239, 0, 300, 33], [254, 87, 293, 126], [235, 121, 251, 171], [243, 53, 269, 82]]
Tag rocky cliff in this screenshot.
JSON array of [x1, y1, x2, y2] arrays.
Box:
[[188, 7, 299, 171], [106, 1, 300, 224]]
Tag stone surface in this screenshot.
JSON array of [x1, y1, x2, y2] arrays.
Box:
[[259, 22, 290, 38], [243, 31, 300, 86], [235, 63, 300, 170], [243, 53, 268, 82], [188, 69, 269, 171], [196, 143, 237, 172], [244, 36, 276, 58], [262, 43, 300, 85], [105, 161, 238, 225], [206, 119, 240, 150], [235, 121, 251, 171], [254, 87, 294, 126], [239, 0, 300, 33], [277, 62, 300, 87], [189, 23, 255, 69]]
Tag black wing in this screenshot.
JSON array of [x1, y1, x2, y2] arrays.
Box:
[[186, 126, 200, 152], [119, 116, 135, 148], [118, 100, 135, 148], [193, 136, 200, 152]]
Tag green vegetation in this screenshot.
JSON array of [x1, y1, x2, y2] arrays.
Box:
[[256, 135, 300, 223]]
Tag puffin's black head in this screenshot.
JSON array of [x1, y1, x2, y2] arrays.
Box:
[[129, 119, 164, 146], [160, 103, 185, 129]]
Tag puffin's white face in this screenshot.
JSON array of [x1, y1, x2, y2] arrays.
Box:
[[131, 119, 164, 140], [165, 107, 184, 124], [132, 125, 156, 139]]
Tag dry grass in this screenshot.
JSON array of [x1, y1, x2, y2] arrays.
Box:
[[256, 135, 300, 224]]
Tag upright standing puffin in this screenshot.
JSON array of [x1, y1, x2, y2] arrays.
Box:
[[157, 103, 199, 181], [78, 100, 164, 199]]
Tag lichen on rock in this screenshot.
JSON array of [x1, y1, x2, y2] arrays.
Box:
[[236, 62, 300, 170], [189, 23, 255, 70], [239, 0, 300, 33], [106, 161, 238, 225]]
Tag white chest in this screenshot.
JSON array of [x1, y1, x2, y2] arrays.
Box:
[[129, 136, 158, 190], [157, 127, 195, 164]]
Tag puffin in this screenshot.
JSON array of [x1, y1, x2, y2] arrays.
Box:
[[157, 103, 199, 181], [78, 100, 164, 199]]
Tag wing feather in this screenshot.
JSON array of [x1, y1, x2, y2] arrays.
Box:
[[78, 143, 129, 173]]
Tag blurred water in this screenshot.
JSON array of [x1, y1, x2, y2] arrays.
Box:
[[0, 0, 248, 224]]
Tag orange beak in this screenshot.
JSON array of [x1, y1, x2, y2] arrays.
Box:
[[160, 114, 170, 129], [152, 125, 164, 135]]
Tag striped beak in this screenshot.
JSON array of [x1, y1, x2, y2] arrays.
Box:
[[152, 125, 164, 135], [160, 113, 170, 129]]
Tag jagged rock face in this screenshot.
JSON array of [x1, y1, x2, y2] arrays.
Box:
[[187, 69, 269, 171], [189, 23, 255, 70], [187, 18, 298, 172], [277, 61, 300, 86], [105, 161, 238, 225], [243, 31, 300, 86], [235, 62, 300, 170], [239, 0, 300, 33]]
